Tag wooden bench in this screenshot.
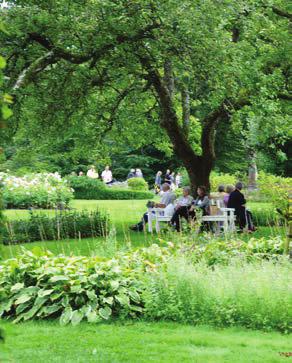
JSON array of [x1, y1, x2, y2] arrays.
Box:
[[147, 203, 236, 233]]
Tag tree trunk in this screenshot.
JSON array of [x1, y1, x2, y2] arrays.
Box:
[[140, 55, 219, 194], [182, 86, 190, 135]]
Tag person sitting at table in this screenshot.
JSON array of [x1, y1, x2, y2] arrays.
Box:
[[170, 186, 194, 231], [130, 183, 176, 232]]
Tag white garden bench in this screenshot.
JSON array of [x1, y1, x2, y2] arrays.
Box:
[[147, 200, 236, 233]]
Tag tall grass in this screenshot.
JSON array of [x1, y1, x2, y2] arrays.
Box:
[[143, 257, 292, 333]]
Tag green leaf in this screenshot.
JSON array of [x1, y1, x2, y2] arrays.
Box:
[[38, 289, 54, 298], [110, 280, 119, 291], [40, 304, 62, 317], [16, 301, 31, 314], [103, 296, 114, 305], [0, 56, 6, 69], [71, 310, 84, 326], [98, 306, 112, 320], [70, 285, 83, 293], [129, 290, 140, 303], [86, 290, 97, 301], [87, 310, 99, 323], [2, 104, 13, 120], [15, 295, 32, 305], [60, 307, 73, 326], [11, 283, 25, 293], [115, 294, 129, 306], [50, 275, 69, 282]]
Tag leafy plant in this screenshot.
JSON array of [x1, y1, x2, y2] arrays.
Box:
[[127, 178, 148, 191], [0, 244, 171, 325]]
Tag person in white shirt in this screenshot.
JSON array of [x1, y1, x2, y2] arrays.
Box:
[[175, 172, 182, 188], [87, 166, 99, 179], [170, 186, 195, 231], [101, 165, 113, 184], [130, 183, 176, 231]]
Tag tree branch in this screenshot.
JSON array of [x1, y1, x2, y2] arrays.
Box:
[[12, 51, 57, 91], [272, 7, 292, 20]]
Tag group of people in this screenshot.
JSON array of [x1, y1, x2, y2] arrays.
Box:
[[155, 170, 182, 192], [127, 168, 143, 179], [77, 165, 114, 184], [130, 182, 255, 233]]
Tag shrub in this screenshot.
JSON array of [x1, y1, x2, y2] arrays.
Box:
[[0, 173, 73, 209], [67, 176, 153, 200], [0, 244, 170, 324], [2, 209, 109, 244], [143, 257, 291, 333], [185, 236, 286, 266], [127, 178, 148, 191], [210, 172, 237, 192]]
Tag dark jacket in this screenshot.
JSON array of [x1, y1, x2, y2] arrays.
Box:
[[227, 189, 246, 214]]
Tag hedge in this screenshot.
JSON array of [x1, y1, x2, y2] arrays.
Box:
[[2, 209, 109, 244], [67, 176, 153, 200]]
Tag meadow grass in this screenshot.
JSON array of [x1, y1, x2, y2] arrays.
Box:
[[1, 320, 291, 363]]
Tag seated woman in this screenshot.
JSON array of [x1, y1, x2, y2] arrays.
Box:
[[170, 187, 194, 231], [189, 185, 211, 231], [191, 186, 210, 215]]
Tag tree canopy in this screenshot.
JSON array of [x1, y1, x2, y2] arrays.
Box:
[[1, 0, 291, 186]]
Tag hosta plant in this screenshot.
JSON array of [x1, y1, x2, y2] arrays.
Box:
[[0, 244, 171, 325]]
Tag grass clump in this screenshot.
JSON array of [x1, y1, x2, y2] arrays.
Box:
[[2, 209, 109, 244], [143, 257, 291, 333]]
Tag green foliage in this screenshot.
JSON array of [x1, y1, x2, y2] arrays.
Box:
[[1, 173, 73, 209], [127, 178, 148, 191], [185, 236, 285, 266], [210, 172, 238, 192], [0, 244, 170, 324], [67, 176, 153, 200], [2, 209, 109, 244], [143, 257, 291, 333]]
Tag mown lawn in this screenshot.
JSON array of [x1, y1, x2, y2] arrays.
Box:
[[1, 199, 285, 260], [1, 321, 291, 363]]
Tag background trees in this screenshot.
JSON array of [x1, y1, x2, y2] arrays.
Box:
[[0, 0, 291, 188]]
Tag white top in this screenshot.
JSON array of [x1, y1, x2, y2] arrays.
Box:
[[87, 169, 99, 179], [101, 170, 112, 183]]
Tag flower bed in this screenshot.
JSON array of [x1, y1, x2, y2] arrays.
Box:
[[0, 173, 74, 209]]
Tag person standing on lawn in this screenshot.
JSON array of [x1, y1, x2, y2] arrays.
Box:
[[165, 169, 171, 185]]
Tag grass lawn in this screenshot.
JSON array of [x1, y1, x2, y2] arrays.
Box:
[[1, 320, 291, 363], [0, 200, 289, 363], [1, 199, 285, 260]]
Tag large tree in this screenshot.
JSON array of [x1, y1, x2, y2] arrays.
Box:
[[1, 0, 291, 189]]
